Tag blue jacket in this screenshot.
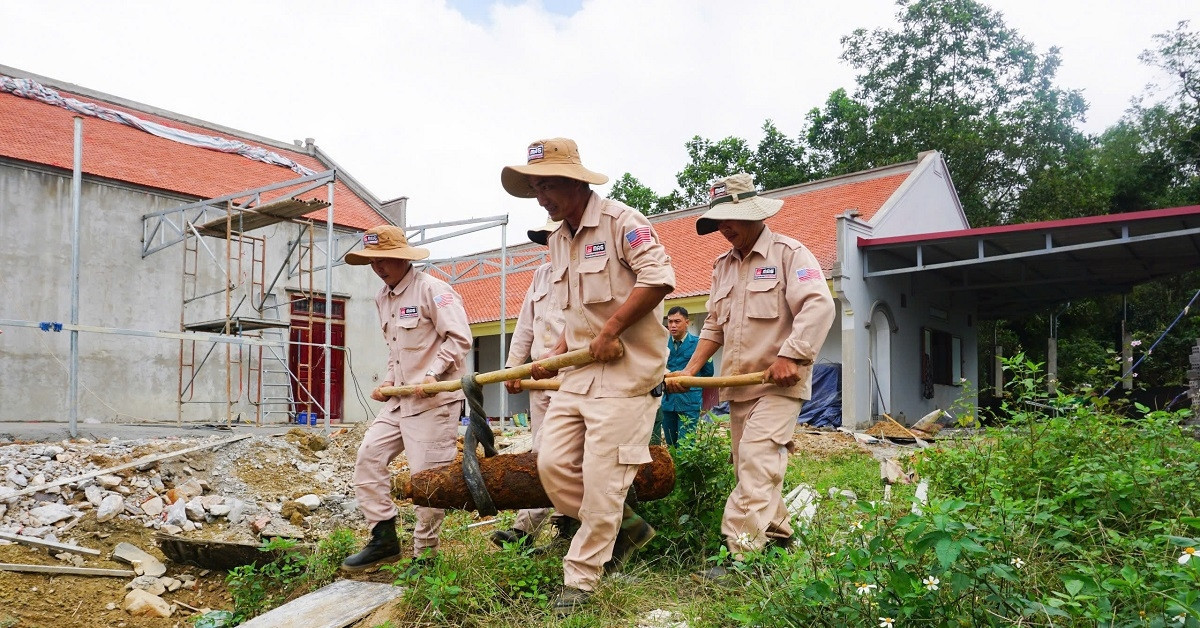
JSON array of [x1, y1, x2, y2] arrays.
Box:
[[662, 332, 713, 413]]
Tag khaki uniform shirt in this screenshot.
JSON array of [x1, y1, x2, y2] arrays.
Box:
[[377, 269, 472, 416], [548, 193, 675, 397], [506, 262, 566, 368], [700, 225, 836, 402]]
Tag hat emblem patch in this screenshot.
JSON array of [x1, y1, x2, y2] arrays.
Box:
[[710, 184, 726, 199], [528, 144, 544, 162], [364, 233, 379, 245]]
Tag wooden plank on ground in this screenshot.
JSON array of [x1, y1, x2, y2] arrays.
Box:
[[0, 563, 134, 577], [8, 433, 252, 498], [0, 531, 101, 556], [238, 579, 405, 628]]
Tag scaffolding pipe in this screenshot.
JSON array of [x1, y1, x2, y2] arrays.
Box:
[[324, 180, 334, 431], [69, 116, 82, 438], [499, 221, 508, 429]]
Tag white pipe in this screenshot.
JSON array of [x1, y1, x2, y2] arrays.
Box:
[[69, 117, 83, 438]]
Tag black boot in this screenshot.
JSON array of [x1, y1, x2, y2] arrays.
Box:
[[341, 517, 401, 572], [603, 505, 656, 574], [490, 528, 532, 548], [551, 515, 580, 541]]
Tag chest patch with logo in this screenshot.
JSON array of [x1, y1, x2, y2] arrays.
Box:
[[398, 305, 419, 319], [584, 242, 607, 258], [754, 266, 777, 280]]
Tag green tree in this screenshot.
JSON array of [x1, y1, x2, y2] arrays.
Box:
[[675, 135, 754, 206], [608, 172, 662, 216], [805, 88, 875, 177], [1098, 20, 1200, 211], [750, 120, 811, 191], [827, 0, 1089, 226]]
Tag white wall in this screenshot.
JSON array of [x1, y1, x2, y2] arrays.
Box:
[[0, 161, 385, 424]]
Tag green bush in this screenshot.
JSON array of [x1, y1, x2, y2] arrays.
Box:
[[640, 417, 737, 566], [717, 355, 1200, 627], [225, 529, 360, 623]]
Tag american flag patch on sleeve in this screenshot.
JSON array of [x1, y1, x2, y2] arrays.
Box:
[[795, 268, 821, 282], [434, 292, 455, 308], [625, 226, 652, 249]]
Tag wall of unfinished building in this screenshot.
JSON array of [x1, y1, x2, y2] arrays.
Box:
[[0, 160, 390, 424]]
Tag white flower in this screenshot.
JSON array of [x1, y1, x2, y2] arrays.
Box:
[[1131, 339, 1142, 347], [1133, 372, 1139, 378], [1173, 613, 1187, 626], [1179, 547, 1196, 565], [852, 520, 864, 530], [922, 575, 940, 591], [879, 618, 895, 627], [826, 551, 837, 558], [1010, 557, 1026, 569], [855, 582, 877, 596], [736, 532, 753, 547]]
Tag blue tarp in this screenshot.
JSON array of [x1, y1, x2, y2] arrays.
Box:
[[709, 362, 842, 428]]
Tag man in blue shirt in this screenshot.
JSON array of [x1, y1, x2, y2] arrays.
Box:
[[658, 306, 713, 445]]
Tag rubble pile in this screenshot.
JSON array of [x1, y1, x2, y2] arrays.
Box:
[[0, 427, 379, 623]]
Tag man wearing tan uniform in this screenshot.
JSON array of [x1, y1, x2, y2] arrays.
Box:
[[668, 173, 835, 579], [492, 219, 566, 548], [501, 138, 675, 615], [340, 225, 473, 573]]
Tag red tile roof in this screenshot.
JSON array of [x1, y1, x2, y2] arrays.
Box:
[[450, 169, 913, 325], [0, 74, 385, 230]]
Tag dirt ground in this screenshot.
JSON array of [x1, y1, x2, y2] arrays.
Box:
[[0, 423, 909, 627]]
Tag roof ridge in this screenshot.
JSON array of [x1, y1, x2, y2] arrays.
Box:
[[0, 64, 309, 156]]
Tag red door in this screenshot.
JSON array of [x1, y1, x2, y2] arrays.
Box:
[[289, 297, 346, 423]]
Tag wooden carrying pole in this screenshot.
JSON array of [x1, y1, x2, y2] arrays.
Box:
[[515, 370, 770, 391], [379, 348, 604, 398]]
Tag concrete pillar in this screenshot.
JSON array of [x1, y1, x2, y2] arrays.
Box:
[[1122, 323, 1133, 391], [1047, 337, 1058, 395], [994, 345, 1004, 396]]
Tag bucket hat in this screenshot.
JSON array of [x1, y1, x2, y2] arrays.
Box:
[[344, 225, 430, 265], [695, 173, 784, 235], [501, 138, 609, 198], [527, 218, 562, 246]]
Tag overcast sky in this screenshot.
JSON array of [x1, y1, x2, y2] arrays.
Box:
[[1, 0, 1193, 255]]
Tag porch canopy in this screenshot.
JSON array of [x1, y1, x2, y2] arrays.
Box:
[[858, 205, 1200, 318]]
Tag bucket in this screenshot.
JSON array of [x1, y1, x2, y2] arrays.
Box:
[[296, 411, 320, 426]]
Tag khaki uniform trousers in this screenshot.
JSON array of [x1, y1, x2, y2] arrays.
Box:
[[353, 402, 458, 557], [537, 390, 657, 591], [513, 388, 552, 534], [723, 394, 802, 557]]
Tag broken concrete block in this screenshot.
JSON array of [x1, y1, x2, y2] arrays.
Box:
[[185, 498, 206, 522], [296, 494, 321, 510], [97, 475, 122, 489], [30, 503, 74, 526], [127, 575, 167, 596], [97, 494, 125, 522], [112, 542, 166, 578], [162, 577, 181, 592], [140, 497, 164, 517], [5, 470, 28, 488], [84, 485, 104, 507], [208, 504, 231, 517], [124, 588, 173, 618], [198, 495, 224, 510], [176, 479, 204, 500]]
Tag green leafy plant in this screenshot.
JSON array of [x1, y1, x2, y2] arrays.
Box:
[[640, 418, 737, 564], [224, 529, 361, 623]]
